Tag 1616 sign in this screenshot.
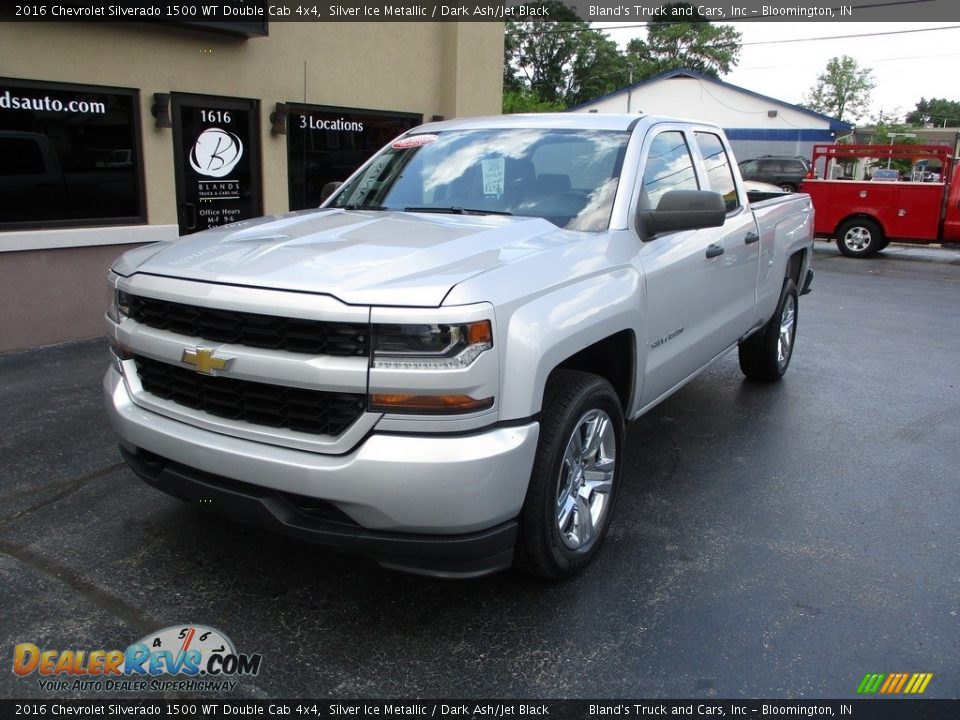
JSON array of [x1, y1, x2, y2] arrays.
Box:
[[172, 96, 261, 235]]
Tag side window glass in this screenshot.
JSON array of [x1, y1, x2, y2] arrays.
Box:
[[740, 160, 757, 174], [0, 80, 144, 227], [695, 132, 740, 212], [640, 131, 698, 210]]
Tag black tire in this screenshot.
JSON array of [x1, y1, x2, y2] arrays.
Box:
[[515, 370, 624, 580], [778, 183, 796, 193], [836, 217, 885, 257], [739, 278, 799, 381]]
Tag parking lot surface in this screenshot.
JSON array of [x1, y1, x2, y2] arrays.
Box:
[[2, 246, 958, 700]]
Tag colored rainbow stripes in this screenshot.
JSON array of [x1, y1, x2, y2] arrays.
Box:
[[857, 673, 933, 694]]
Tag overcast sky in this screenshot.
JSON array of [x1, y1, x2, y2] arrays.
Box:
[[596, 22, 960, 124]]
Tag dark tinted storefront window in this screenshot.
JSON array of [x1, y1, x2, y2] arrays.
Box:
[[0, 78, 144, 227], [286, 105, 420, 211]]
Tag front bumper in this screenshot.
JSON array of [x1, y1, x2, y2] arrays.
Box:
[[104, 366, 540, 577]]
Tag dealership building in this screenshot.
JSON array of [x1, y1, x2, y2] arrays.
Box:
[[571, 68, 853, 163], [0, 20, 504, 352]]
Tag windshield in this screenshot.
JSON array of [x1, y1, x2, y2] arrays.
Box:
[[328, 128, 630, 231]]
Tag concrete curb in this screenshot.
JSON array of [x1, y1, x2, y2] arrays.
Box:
[[814, 240, 960, 265]]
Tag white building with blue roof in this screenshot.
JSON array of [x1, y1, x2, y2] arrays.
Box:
[[569, 68, 853, 163]]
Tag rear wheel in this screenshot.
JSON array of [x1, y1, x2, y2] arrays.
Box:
[[836, 218, 884, 257], [739, 278, 798, 381], [516, 370, 624, 580]]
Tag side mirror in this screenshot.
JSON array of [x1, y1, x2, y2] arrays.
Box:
[[637, 190, 726, 240], [320, 181, 343, 204]]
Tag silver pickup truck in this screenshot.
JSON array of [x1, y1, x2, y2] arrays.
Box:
[[104, 114, 814, 579]]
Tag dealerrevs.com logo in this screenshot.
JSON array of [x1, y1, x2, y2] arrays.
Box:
[[13, 624, 262, 693]]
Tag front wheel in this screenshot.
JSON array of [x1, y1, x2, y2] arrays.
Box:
[[739, 278, 799, 381], [516, 370, 624, 580], [836, 218, 884, 257]]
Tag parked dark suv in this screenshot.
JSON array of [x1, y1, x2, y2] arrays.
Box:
[[738, 156, 811, 192]]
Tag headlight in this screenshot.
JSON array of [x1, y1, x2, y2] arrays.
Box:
[[372, 320, 492, 369], [117, 290, 131, 318], [107, 289, 131, 323]]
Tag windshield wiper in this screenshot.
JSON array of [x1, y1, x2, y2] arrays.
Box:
[[341, 204, 388, 211], [404, 206, 513, 216]]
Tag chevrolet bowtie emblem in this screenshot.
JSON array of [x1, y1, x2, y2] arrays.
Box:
[[181, 347, 232, 374]]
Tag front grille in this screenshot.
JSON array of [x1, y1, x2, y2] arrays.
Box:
[[127, 294, 368, 356], [134, 355, 365, 436]]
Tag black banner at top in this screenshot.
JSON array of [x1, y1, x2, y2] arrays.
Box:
[[3, 0, 960, 22], [1, 699, 959, 719]]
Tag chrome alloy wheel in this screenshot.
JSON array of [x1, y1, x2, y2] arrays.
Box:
[[778, 294, 796, 370], [555, 409, 616, 550], [842, 225, 872, 253]]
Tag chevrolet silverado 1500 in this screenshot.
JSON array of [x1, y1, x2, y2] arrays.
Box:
[[104, 114, 814, 579]]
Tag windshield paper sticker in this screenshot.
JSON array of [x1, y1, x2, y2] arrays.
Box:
[[482, 158, 505, 196]]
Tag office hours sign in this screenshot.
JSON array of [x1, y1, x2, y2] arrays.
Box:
[[172, 95, 261, 235]]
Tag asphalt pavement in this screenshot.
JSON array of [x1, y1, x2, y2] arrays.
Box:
[[1, 243, 958, 700]]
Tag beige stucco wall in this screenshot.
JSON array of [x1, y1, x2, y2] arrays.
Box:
[[0, 21, 504, 226], [0, 21, 504, 352], [0, 244, 140, 352]]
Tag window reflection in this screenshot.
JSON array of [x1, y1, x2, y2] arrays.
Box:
[[330, 128, 630, 231], [641, 131, 699, 209], [0, 79, 143, 226], [695, 132, 739, 212]]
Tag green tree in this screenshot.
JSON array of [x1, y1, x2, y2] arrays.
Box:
[[502, 88, 567, 114], [629, 4, 742, 78], [803, 55, 875, 123], [865, 119, 919, 176], [906, 97, 960, 127], [502, 1, 742, 112], [503, 1, 585, 106], [566, 32, 630, 107]]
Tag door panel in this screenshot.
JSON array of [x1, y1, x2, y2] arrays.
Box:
[[634, 128, 729, 407], [694, 131, 761, 337], [171, 94, 262, 235], [638, 228, 729, 406]]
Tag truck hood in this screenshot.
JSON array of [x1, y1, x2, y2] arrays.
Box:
[[117, 209, 567, 306]]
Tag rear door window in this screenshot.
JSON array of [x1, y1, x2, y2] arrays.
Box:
[[695, 132, 740, 212]]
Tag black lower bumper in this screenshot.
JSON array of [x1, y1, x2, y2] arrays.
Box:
[[120, 446, 517, 578]]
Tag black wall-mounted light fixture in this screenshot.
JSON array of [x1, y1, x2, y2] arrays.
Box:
[[151, 93, 171, 128], [270, 103, 288, 135]]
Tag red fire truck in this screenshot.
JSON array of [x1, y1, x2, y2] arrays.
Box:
[[801, 144, 960, 257]]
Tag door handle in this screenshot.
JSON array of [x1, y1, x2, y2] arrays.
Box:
[[181, 203, 197, 231], [705, 243, 725, 258], [744, 231, 760, 244]]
